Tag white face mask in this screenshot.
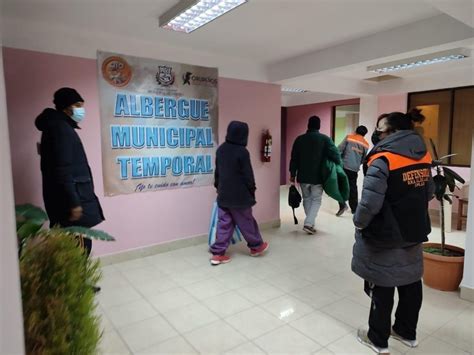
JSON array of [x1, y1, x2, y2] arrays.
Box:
[[71, 107, 85, 123]]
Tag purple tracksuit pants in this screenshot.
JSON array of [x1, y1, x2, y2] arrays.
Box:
[[210, 206, 264, 256]]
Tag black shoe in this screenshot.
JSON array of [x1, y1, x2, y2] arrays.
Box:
[[92, 286, 101, 294], [336, 205, 348, 217]]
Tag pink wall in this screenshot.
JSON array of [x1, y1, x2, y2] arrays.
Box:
[[3, 47, 281, 256], [283, 98, 360, 183]]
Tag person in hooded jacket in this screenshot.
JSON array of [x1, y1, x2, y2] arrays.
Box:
[[209, 121, 269, 265], [352, 109, 434, 354], [35, 88, 104, 257]]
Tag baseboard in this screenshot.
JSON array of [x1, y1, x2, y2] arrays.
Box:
[[460, 284, 474, 302], [97, 218, 281, 266]]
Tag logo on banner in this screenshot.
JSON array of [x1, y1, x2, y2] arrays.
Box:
[[183, 72, 192, 85], [156, 66, 175, 86], [181, 71, 217, 87], [102, 56, 132, 88]]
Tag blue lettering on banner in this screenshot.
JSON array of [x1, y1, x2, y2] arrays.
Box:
[[114, 94, 211, 121], [116, 156, 131, 179], [115, 155, 213, 180], [115, 94, 130, 116]]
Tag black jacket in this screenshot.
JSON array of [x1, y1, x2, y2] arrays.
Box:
[[35, 109, 104, 228], [352, 131, 434, 287], [289, 130, 341, 185], [215, 121, 256, 209]]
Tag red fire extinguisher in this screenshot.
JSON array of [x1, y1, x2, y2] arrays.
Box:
[[262, 130, 272, 163]]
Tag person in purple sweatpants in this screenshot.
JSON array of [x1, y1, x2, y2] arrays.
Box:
[[209, 121, 269, 265]]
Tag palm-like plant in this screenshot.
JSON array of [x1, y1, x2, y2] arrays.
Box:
[[429, 139, 465, 255], [16, 204, 115, 257]]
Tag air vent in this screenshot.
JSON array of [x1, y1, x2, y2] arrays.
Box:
[[365, 75, 401, 82]]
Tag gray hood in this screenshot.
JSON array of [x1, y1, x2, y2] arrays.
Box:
[[371, 130, 427, 160]]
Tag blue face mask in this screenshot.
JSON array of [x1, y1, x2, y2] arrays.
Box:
[[71, 107, 85, 123]]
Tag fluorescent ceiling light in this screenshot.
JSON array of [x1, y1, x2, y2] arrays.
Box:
[[160, 0, 247, 33], [367, 48, 470, 74], [282, 87, 308, 93]]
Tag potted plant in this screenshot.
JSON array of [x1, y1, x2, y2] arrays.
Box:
[[16, 204, 114, 354], [423, 141, 466, 291]]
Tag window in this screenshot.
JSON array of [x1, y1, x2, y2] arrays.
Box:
[[332, 104, 360, 146], [408, 86, 474, 167]]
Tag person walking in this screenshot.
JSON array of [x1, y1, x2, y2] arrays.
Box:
[[209, 121, 269, 265], [352, 109, 434, 354], [35, 88, 105, 259], [289, 115, 341, 234], [336, 125, 369, 216]]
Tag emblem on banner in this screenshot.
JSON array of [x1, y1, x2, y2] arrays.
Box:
[[183, 72, 192, 85], [156, 66, 175, 86], [101, 56, 132, 87]]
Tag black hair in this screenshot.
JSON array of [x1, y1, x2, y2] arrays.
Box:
[[377, 108, 425, 132], [308, 116, 321, 130], [355, 125, 368, 136]]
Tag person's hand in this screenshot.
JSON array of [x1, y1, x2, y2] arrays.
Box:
[[69, 206, 83, 221]]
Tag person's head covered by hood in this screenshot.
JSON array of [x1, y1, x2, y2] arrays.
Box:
[[226, 120, 249, 146], [53, 87, 86, 124]]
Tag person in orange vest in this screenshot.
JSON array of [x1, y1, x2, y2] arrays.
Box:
[[336, 125, 369, 216], [351, 109, 434, 354]]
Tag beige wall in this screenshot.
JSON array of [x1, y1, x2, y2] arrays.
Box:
[[0, 15, 25, 355]]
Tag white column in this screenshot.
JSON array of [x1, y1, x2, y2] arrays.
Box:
[[460, 131, 474, 302], [357, 95, 378, 190], [0, 17, 26, 354]]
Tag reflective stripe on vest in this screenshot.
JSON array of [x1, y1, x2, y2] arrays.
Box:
[[347, 134, 369, 149], [368, 151, 432, 171]]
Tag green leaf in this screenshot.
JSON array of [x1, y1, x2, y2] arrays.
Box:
[[444, 173, 456, 193], [17, 222, 43, 240], [433, 175, 447, 201], [15, 204, 48, 226], [63, 227, 115, 242], [443, 167, 466, 185], [443, 194, 453, 204]]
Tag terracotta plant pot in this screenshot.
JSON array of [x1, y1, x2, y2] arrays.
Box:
[[423, 242, 465, 291]]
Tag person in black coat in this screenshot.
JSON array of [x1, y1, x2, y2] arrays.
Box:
[[209, 121, 269, 265], [35, 88, 104, 256]]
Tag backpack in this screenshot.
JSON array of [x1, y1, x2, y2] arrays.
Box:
[[288, 185, 302, 224]]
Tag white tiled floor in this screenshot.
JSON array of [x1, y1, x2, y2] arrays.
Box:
[[99, 188, 473, 354]]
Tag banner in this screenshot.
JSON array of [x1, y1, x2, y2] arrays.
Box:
[[97, 51, 218, 196]]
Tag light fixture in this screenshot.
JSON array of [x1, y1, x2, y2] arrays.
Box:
[[282, 87, 308, 93], [367, 48, 470, 74], [160, 0, 247, 33]]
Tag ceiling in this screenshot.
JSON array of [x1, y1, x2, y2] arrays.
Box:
[[2, 0, 441, 64], [2, 0, 473, 105]]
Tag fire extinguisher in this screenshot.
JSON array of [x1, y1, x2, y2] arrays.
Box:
[[262, 130, 272, 163]]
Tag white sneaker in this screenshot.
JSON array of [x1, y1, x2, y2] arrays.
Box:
[[303, 225, 316, 235], [357, 329, 390, 354], [390, 328, 418, 348]]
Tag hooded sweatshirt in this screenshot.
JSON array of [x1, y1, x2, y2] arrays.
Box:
[[351, 130, 434, 287], [215, 121, 256, 209]]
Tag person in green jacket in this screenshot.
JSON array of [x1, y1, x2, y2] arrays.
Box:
[[289, 116, 341, 234]]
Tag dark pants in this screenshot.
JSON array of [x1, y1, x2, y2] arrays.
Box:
[[366, 280, 423, 348], [339, 169, 359, 213], [51, 221, 92, 256], [210, 207, 263, 255]]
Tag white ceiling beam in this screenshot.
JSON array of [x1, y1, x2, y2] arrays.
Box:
[[268, 14, 474, 83]]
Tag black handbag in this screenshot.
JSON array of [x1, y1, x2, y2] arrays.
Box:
[[288, 185, 302, 225]]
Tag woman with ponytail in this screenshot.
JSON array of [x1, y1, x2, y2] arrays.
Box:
[[352, 109, 434, 354]]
